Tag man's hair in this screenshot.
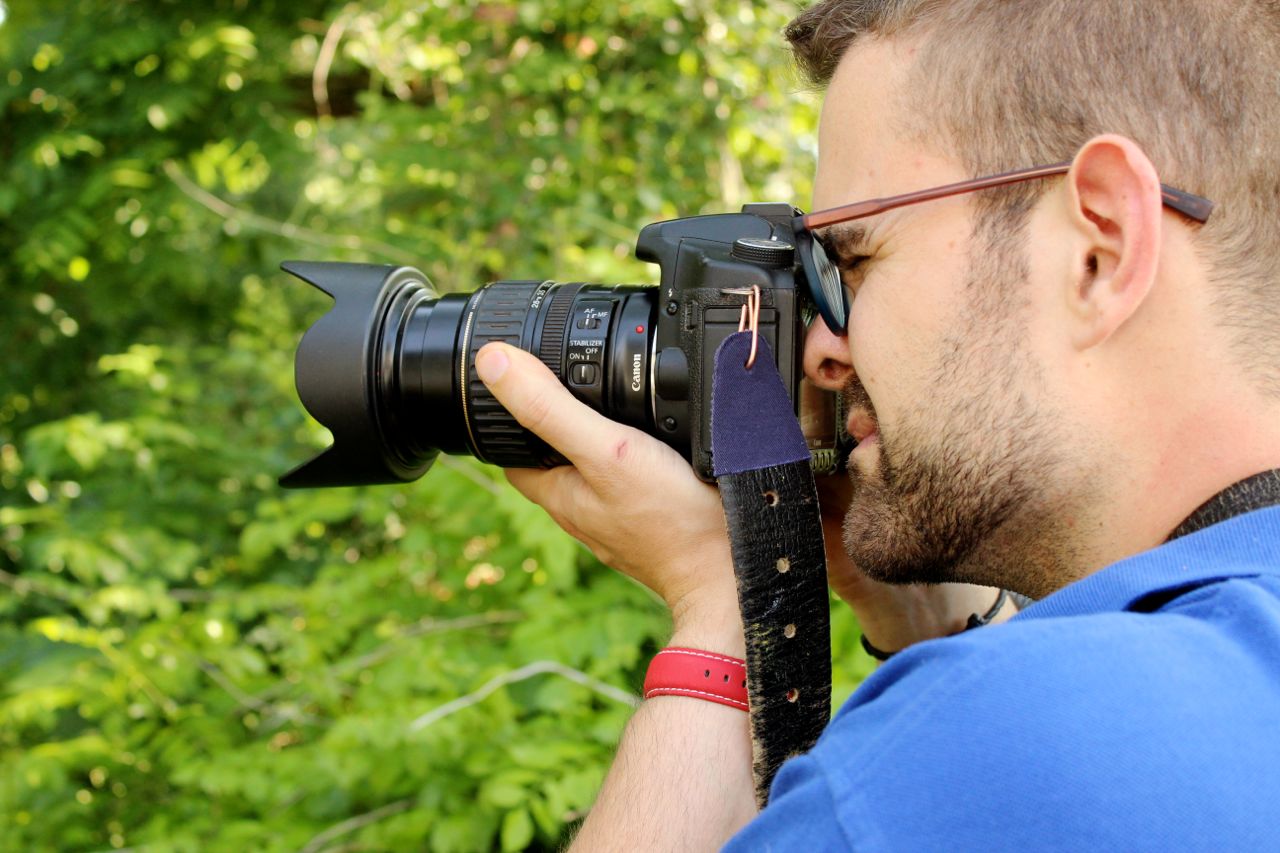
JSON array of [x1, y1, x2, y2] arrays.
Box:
[[786, 0, 1280, 395]]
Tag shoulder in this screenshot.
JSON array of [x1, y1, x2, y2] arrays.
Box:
[[731, 588, 1280, 851], [834, 594, 1280, 770]]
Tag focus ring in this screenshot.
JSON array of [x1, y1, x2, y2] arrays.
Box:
[[466, 283, 565, 468], [538, 283, 582, 377]]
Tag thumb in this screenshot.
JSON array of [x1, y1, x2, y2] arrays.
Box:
[[474, 342, 631, 472]]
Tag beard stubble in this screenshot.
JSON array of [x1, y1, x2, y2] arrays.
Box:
[[839, 219, 1076, 598]]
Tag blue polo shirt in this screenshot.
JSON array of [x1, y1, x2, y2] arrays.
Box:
[[725, 506, 1280, 851]]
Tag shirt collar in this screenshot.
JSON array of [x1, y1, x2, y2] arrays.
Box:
[[1015, 506, 1280, 620]]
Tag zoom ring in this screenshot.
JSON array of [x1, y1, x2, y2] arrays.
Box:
[[466, 283, 566, 468]]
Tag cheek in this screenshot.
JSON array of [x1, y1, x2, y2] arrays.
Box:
[[851, 220, 980, 431], [846, 298, 879, 391], [847, 265, 941, 406]]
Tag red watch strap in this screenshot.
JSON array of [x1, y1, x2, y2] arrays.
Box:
[[643, 647, 749, 711]]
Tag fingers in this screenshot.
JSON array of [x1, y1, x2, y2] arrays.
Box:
[[505, 466, 609, 560], [475, 342, 634, 475], [478, 341, 733, 607], [505, 465, 587, 529]]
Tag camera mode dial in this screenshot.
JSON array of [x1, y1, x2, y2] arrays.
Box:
[[731, 237, 794, 268]]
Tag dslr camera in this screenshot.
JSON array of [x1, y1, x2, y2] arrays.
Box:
[[280, 202, 850, 487]]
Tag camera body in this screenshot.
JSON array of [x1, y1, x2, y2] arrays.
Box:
[[279, 203, 844, 488], [635, 202, 806, 480]]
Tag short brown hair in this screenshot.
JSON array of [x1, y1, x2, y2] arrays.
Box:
[[786, 0, 1280, 395]]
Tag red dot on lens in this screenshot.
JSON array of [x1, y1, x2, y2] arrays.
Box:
[[635, 325, 644, 334]]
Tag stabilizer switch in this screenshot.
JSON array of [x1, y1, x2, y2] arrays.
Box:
[[570, 363, 599, 386]]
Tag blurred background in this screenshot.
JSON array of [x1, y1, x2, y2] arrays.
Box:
[[0, 1, 874, 849]]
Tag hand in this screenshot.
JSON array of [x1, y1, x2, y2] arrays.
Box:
[[474, 343, 740, 636], [475, 345, 756, 848]]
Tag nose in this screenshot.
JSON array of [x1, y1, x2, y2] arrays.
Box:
[[803, 320, 853, 392]]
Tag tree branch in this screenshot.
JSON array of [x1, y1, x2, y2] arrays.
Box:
[[438, 456, 506, 497], [297, 797, 414, 853], [198, 659, 323, 727], [312, 6, 353, 122], [251, 609, 524, 705], [336, 610, 523, 675], [408, 660, 640, 732], [0, 566, 80, 603], [96, 638, 179, 718], [161, 160, 419, 265]]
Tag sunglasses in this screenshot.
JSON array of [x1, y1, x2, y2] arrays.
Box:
[[793, 161, 1215, 335]]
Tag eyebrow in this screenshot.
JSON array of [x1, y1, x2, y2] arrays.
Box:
[[817, 223, 873, 262]]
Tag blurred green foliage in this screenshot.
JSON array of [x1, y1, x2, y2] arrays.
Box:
[[0, 0, 872, 849]]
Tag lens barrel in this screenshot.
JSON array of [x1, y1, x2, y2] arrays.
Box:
[[280, 262, 655, 488]]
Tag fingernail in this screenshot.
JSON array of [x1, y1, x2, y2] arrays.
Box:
[[475, 345, 509, 384]]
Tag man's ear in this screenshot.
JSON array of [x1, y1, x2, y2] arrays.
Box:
[[1062, 135, 1164, 351]]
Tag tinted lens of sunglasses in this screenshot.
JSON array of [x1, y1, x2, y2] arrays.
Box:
[[799, 230, 849, 334]]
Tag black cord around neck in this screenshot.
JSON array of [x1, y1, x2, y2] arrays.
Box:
[[1168, 469, 1280, 542]]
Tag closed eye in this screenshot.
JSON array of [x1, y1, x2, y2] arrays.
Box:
[[836, 255, 871, 294]]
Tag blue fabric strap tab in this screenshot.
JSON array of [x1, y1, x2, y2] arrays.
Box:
[[711, 332, 811, 476]]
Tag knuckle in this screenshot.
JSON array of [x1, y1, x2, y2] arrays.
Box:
[[599, 427, 647, 476]]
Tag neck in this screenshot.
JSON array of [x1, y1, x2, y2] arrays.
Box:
[[1047, 386, 1280, 597]]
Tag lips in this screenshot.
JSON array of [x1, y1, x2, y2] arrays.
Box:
[[847, 410, 878, 444]]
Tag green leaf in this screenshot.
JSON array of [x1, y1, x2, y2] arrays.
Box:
[[482, 779, 528, 810], [430, 812, 498, 853], [501, 807, 535, 852]]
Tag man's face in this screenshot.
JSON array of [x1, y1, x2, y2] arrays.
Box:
[[806, 38, 1072, 593]]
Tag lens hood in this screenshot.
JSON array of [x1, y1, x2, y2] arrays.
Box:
[[279, 261, 440, 488]]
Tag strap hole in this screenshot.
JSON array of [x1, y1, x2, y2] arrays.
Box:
[[762, 490, 779, 506], [783, 624, 796, 639], [723, 674, 729, 682], [785, 688, 799, 703], [775, 557, 790, 574], [704, 669, 710, 677]]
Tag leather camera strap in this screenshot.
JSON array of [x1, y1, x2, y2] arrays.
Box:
[[1168, 469, 1280, 541], [711, 331, 831, 806]]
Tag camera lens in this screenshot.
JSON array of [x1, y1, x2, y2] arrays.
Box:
[[279, 262, 655, 487]]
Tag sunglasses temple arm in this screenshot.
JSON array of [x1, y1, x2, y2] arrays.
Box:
[[1160, 185, 1214, 222]]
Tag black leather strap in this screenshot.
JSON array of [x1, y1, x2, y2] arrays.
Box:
[[710, 332, 832, 805], [719, 460, 832, 806]]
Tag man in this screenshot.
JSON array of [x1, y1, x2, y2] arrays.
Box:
[[473, 0, 1280, 848]]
